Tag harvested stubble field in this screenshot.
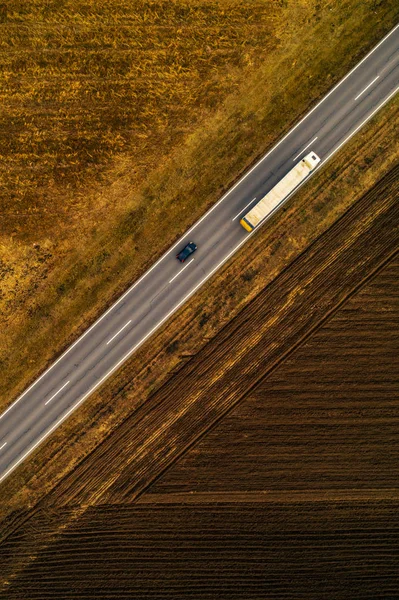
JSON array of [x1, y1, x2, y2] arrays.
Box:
[[0, 162, 398, 599], [1, 0, 399, 412]]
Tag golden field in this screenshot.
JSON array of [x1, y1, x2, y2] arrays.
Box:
[[0, 0, 398, 526], [1, 0, 398, 407]]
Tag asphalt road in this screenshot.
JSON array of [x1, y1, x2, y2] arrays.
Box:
[[1, 24, 398, 484]]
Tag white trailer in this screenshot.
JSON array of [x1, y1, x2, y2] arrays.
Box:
[[240, 152, 320, 232]]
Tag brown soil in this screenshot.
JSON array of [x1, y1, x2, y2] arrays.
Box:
[[3, 502, 399, 600], [0, 195, 398, 598], [1, 162, 397, 599], [147, 256, 399, 497]]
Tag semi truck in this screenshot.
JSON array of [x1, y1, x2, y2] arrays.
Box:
[[240, 152, 321, 232]]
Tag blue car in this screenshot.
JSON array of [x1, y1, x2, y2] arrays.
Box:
[[176, 241, 197, 263]]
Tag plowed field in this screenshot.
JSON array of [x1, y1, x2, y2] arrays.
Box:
[[147, 256, 399, 497], [3, 502, 399, 600], [0, 163, 397, 599]]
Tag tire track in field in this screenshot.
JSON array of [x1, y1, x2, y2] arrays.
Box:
[[0, 164, 398, 593], [42, 162, 399, 508]]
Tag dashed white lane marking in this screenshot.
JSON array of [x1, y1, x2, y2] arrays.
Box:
[[2, 87, 399, 485], [232, 198, 257, 221], [0, 73, 397, 484], [354, 75, 380, 101], [292, 137, 318, 162], [1, 33, 399, 484], [0, 442, 7, 452], [106, 320, 132, 346], [323, 84, 399, 163], [44, 380, 70, 406], [169, 258, 194, 283]]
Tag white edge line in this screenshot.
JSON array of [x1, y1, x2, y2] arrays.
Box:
[[106, 320, 132, 346], [3, 83, 398, 484], [293, 137, 318, 162], [1, 34, 399, 480], [232, 198, 257, 221], [354, 75, 380, 101], [44, 380, 70, 406], [168, 258, 194, 284], [323, 84, 399, 163], [2, 23, 398, 421], [0, 442, 7, 451], [0, 236, 253, 483]]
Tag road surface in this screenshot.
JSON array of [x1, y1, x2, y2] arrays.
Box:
[[1, 24, 398, 484]]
